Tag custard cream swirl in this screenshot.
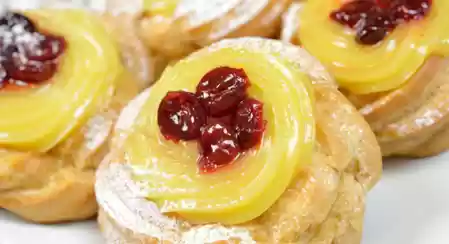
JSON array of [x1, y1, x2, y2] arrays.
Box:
[[298, 0, 449, 94], [0, 10, 122, 151]]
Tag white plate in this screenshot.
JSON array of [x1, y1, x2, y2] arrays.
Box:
[[1, 153, 449, 244]]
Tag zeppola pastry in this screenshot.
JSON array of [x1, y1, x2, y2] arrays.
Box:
[[282, 0, 449, 157], [134, 0, 292, 58], [96, 38, 382, 243], [0, 9, 153, 223]]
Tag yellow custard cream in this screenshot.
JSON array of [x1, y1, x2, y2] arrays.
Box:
[[298, 0, 449, 94], [124, 47, 315, 224], [0, 10, 122, 151]]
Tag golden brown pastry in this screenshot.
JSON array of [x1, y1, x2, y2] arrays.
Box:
[[282, 0, 449, 157], [96, 38, 382, 243], [0, 9, 153, 223], [128, 0, 292, 58]]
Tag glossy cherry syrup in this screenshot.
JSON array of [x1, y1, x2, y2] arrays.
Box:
[[234, 99, 265, 150], [198, 122, 240, 172], [0, 12, 66, 89], [196, 67, 249, 117], [157, 67, 266, 173], [158, 91, 207, 141], [330, 0, 432, 45]]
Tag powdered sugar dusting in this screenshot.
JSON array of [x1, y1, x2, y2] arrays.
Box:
[[97, 160, 257, 243], [96, 162, 182, 242], [0, 12, 67, 87], [281, 2, 303, 43], [0, 15, 38, 50], [115, 88, 151, 132], [175, 0, 239, 28], [0, 0, 107, 11], [208, 0, 268, 40]]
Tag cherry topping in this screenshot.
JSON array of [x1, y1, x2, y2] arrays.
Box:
[[355, 15, 392, 45], [0, 12, 36, 32], [158, 67, 266, 173], [22, 34, 66, 62], [158, 91, 207, 141], [196, 67, 249, 117], [234, 99, 265, 150], [3, 56, 56, 82], [207, 114, 233, 126], [390, 0, 431, 22], [199, 122, 240, 173], [330, 0, 432, 45], [0, 12, 66, 90], [330, 0, 381, 28]]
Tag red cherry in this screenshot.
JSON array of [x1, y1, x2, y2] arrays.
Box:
[[199, 122, 240, 173], [376, 0, 392, 8], [330, 0, 432, 45], [356, 25, 388, 45], [330, 0, 379, 28], [206, 114, 233, 126], [22, 34, 66, 62], [234, 98, 265, 150], [196, 67, 249, 117], [355, 15, 392, 45], [0, 12, 67, 89], [157, 66, 266, 173], [158, 91, 207, 141], [3, 54, 56, 83], [390, 0, 431, 22]]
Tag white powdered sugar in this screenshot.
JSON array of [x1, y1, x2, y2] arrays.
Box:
[[207, 0, 268, 41], [1, 0, 144, 13], [0, 0, 108, 11], [175, 0, 239, 27]]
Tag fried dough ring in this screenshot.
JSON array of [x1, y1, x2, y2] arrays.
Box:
[[96, 38, 382, 243], [282, 3, 449, 157], [0, 12, 153, 223]]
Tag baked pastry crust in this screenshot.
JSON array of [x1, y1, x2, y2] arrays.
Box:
[[96, 38, 382, 243], [0, 11, 154, 223], [134, 0, 292, 58], [282, 2, 449, 157]]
